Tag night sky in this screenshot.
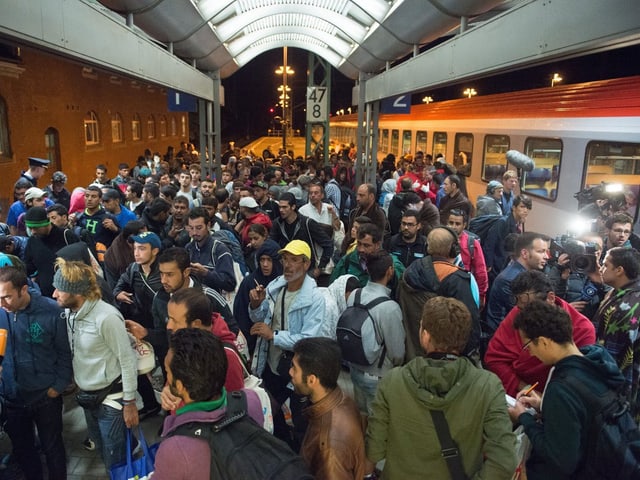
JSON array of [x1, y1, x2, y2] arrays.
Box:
[[220, 44, 640, 145]]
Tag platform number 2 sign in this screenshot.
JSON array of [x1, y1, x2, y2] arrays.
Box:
[[307, 87, 328, 122]]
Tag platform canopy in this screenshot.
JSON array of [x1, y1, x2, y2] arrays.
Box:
[[97, 0, 508, 79]]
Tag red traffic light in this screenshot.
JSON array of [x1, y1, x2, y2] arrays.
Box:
[[269, 108, 274, 113]]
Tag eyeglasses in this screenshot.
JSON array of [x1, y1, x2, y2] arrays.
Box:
[[401, 221, 417, 228], [612, 228, 631, 235], [510, 291, 540, 305], [521, 337, 537, 351], [280, 256, 305, 265]]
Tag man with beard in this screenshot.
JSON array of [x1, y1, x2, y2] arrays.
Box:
[[249, 240, 335, 449], [164, 196, 191, 248], [600, 212, 634, 261], [73, 185, 120, 255], [385, 210, 427, 268], [52, 258, 138, 471], [330, 224, 405, 292], [254, 181, 279, 221]]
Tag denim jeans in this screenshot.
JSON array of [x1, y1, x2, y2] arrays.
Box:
[[82, 402, 127, 470], [350, 367, 381, 416], [5, 394, 66, 480]]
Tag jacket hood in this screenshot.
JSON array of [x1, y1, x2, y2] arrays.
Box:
[[326, 274, 357, 312], [404, 356, 478, 409], [557, 344, 626, 391], [211, 315, 237, 344], [404, 256, 440, 292], [254, 239, 283, 284], [382, 179, 397, 193]]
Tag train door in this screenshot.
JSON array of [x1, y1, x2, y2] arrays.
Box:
[[44, 127, 60, 172], [432, 132, 447, 160]]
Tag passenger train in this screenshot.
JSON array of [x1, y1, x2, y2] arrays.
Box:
[[330, 76, 640, 237]]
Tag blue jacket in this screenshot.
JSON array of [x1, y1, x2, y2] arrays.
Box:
[[249, 274, 331, 376], [485, 260, 527, 334], [0, 293, 72, 404], [185, 234, 236, 293]]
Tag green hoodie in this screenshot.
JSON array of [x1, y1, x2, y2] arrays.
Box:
[[366, 356, 517, 479]]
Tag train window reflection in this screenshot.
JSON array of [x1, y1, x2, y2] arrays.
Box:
[[454, 133, 473, 177], [585, 141, 640, 223], [523, 137, 562, 201], [433, 132, 447, 159], [402, 130, 412, 155], [381, 129, 389, 153], [415, 131, 427, 154], [482, 135, 510, 182], [391, 130, 399, 156]]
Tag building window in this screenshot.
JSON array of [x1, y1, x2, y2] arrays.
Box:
[[0, 95, 12, 159], [180, 115, 187, 138], [147, 115, 156, 139], [132, 114, 141, 141], [159, 115, 167, 137], [170, 117, 177, 136], [111, 113, 123, 143], [84, 111, 100, 145], [44, 127, 60, 170]]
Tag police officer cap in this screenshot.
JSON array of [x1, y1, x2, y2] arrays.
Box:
[[28, 157, 50, 168]]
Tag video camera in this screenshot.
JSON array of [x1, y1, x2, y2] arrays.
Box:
[[549, 235, 599, 274], [574, 182, 626, 214]]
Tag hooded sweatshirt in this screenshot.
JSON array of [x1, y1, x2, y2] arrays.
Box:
[[520, 345, 625, 479], [366, 355, 517, 479]]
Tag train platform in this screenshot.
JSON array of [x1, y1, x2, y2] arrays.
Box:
[[242, 135, 310, 159]]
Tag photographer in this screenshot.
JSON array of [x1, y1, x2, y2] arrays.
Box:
[[546, 233, 609, 321]]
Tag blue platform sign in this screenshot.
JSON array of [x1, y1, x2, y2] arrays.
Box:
[[168, 89, 197, 112], [381, 95, 411, 114]]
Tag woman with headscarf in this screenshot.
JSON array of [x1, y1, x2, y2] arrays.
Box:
[[233, 239, 283, 356]]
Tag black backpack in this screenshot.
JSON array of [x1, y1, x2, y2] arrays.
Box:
[[556, 373, 640, 479], [336, 289, 392, 367], [467, 214, 503, 244], [166, 390, 313, 480], [338, 185, 356, 225]]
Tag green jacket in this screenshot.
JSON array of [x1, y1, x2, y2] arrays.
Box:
[[366, 356, 517, 479], [330, 250, 405, 293]]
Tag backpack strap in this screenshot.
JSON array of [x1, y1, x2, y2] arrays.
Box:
[[353, 289, 394, 368], [430, 409, 469, 480]]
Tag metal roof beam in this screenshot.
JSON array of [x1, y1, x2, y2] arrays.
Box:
[[0, 0, 214, 101], [364, 0, 640, 102]]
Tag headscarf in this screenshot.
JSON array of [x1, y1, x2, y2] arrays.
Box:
[[326, 274, 357, 314], [253, 239, 282, 285]]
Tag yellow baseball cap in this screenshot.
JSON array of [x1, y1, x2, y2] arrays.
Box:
[[279, 240, 311, 260]]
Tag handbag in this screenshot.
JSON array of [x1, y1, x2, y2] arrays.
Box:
[[109, 426, 158, 480], [76, 377, 122, 409]]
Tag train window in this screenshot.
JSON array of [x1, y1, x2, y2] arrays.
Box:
[[111, 113, 123, 143], [584, 141, 640, 222], [147, 115, 156, 139], [433, 132, 447, 159], [84, 111, 100, 146], [454, 133, 473, 177], [522, 137, 562, 201], [132, 114, 141, 141], [415, 131, 427, 154], [170, 117, 177, 136], [0, 95, 12, 159], [381, 129, 389, 153], [482, 135, 510, 182], [159, 116, 167, 137], [402, 130, 412, 155], [391, 130, 399, 156]]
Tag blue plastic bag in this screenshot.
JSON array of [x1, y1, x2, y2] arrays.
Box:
[[109, 426, 158, 480]]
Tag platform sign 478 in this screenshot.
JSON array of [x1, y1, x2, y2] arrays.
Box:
[[306, 86, 328, 122]]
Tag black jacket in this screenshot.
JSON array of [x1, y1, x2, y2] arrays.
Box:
[[270, 213, 333, 269], [386, 233, 427, 268], [113, 260, 162, 328]]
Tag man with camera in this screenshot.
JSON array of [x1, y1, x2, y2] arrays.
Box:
[[546, 233, 609, 321]]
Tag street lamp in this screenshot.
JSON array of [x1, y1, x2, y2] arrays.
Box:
[[275, 47, 294, 150], [422, 96, 433, 104], [551, 73, 563, 87], [463, 88, 477, 98]]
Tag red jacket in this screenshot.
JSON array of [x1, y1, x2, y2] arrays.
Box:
[[459, 230, 489, 304], [484, 297, 596, 397], [240, 211, 272, 246]]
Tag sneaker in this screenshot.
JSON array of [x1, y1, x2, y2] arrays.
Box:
[[82, 437, 96, 451]]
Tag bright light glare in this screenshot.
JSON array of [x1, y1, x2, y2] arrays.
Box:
[[604, 183, 623, 193], [567, 217, 593, 236]]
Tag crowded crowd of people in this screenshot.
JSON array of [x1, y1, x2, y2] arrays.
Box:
[[0, 143, 638, 479]]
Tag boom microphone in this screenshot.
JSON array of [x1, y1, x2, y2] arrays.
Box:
[[506, 150, 535, 172]]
